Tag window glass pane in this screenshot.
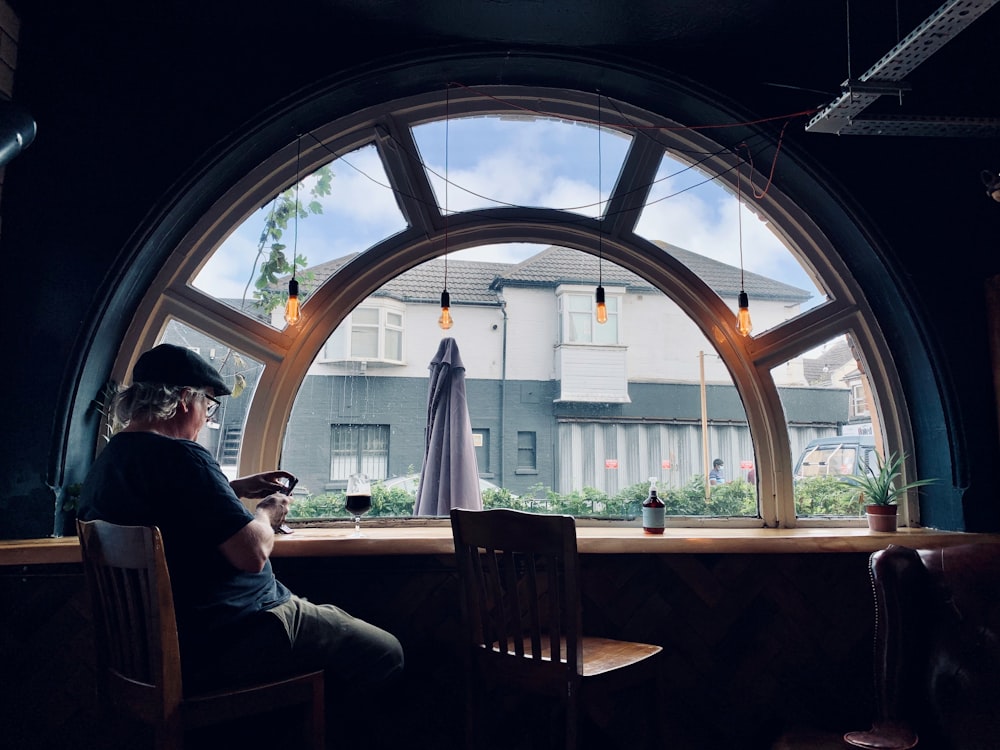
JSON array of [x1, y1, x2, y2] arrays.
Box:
[[384, 328, 403, 361], [157, 319, 264, 480], [411, 116, 631, 218], [568, 309, 592, 343], [351, 328, 379, 358], [359, 425, 389, 479], [594, 296, 619, 345], [771, 332, 880, 519], [517, 431, 537, 470], [191, 143, 407, 329], [634, 152, 826, 335], [354, 307, 379, 325], [282, 246, 761, 520]]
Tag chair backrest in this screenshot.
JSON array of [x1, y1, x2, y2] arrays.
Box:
[[869, 543, 1000, 749], [450, 508, 583, 693], [77, 519, 183, 722]]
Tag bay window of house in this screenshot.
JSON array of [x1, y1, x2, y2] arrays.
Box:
[[563, 290, 620, 345], [349, 305, 404, 362], [115, 81, 915, 529]]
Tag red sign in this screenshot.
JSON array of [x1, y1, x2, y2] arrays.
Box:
[[661, 459, 672, 469], [740, 460, 754, 470], [605, 459, 619, 469]]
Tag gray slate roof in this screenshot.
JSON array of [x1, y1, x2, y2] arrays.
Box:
[[802, 338, 856, 385], [291, 243, 813, 305]]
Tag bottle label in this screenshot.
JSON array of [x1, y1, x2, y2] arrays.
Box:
[[642, 506, 665, 530]]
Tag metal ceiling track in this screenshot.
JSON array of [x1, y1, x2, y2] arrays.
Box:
[[806, 0, 1000, 136]]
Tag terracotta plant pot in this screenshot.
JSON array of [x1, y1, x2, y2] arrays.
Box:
[[865, 504, 898, 532]]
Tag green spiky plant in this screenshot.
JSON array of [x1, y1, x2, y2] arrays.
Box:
[[842, 451, 936, 507]]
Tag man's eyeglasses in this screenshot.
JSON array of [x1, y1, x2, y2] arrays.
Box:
[[195, 391, 221, 418]]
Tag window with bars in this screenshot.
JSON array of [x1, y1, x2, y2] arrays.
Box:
[[330, 424, 389, 481]]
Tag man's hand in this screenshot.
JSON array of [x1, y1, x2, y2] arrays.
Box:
[[231, 470, 297, 500], [220, 492, 292, 573], [255, 492, 292, 531]]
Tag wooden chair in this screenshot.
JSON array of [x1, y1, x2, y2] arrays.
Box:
[[77, 519, 325, 750], [450, 508, 663, 750]]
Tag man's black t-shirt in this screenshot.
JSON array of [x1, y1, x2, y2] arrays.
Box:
[[78, 432, 291, 655]]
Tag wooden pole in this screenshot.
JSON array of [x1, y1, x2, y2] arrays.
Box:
[[700, 350, 710, 501]]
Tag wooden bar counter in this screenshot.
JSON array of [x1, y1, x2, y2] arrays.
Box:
[[2, 523, 996, 566]]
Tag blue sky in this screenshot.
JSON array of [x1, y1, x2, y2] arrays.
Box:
[[195, 114, 820, 303]]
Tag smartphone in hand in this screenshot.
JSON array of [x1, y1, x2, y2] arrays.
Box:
[[276, 476, 298, 534]]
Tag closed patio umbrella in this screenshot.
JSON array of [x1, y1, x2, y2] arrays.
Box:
[[414, 337, 482, 516]]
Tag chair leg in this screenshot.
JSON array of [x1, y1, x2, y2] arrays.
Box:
[[155, 718, 184, 750], [465, 674, 480, 750], [564, 694, 578, 750], [309, 679, 325, 750]]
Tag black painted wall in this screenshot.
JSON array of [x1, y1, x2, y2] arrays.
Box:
[[3, 1, 999, 538]]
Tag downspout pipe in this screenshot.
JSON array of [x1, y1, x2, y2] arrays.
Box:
[[498, 295, 508, 489]]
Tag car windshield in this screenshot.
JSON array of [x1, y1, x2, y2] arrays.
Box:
[[796, 445, 859, 478]]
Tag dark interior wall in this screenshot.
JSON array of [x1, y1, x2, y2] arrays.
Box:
[[0, 552, 876, 750], [2, 1, 999, 538]]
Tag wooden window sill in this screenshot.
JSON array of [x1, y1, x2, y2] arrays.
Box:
[[2, 525, 997, 566]]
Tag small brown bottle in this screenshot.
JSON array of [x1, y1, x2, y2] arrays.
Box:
[[642, 476, 665, 534]]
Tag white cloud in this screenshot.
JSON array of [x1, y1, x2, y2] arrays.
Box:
[[193, 116, 820, 299]]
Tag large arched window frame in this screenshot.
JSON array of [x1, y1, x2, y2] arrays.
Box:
[[110, 78, 916, 529]]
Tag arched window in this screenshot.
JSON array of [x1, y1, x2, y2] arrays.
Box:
[[111, 80, 913, 528]]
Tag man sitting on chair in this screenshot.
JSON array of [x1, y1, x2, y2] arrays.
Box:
[[78, 343, 403, 698]]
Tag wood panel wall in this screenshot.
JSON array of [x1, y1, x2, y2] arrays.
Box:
[[0, 553, 876, 750]]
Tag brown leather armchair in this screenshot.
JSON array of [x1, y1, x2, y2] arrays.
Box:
[[846, 543, 1000, 750]]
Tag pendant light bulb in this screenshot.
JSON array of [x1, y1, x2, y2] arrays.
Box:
[[438, 289, 453, 330], [284, 277, 301, 326], [595, 285, 608, 324], [736, 290, 752, 337]]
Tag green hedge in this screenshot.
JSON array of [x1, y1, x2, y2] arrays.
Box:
[[287, 476, 760, 519]]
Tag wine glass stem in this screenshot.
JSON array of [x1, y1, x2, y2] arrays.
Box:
[[354, 515, 361, 535]]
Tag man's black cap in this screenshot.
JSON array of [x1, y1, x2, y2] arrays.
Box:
[[132, 343, 232, 396]]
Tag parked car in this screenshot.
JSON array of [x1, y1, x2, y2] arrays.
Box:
[[793, 435, 878, 481]]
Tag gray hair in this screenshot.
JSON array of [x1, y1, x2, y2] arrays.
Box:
[[111, 382, 195, 428]]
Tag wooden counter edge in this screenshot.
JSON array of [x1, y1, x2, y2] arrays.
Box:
[[3, 526, 998, 566]]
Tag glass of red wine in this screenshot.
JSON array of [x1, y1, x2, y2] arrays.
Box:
[[345, 472, 372, 537]]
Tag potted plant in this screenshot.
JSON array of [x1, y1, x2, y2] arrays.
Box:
[[843, 451, 936, 532]]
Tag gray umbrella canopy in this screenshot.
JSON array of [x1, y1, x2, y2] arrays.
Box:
[[413, 337, 483, 516]]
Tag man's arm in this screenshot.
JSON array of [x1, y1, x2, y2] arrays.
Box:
[[218, 494, 289, 573]]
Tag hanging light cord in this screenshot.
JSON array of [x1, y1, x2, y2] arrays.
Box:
[[734, 146, 752, 337], [438, 84, 453, 330], [845, 0, 853, 86], [737, 155, 744, 291], [597, 90, 603, 288], [292, 135, 300, 282], [444, 84, 449, 290]]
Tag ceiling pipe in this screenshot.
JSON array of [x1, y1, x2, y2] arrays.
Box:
[[0, 101, 36, 165]]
